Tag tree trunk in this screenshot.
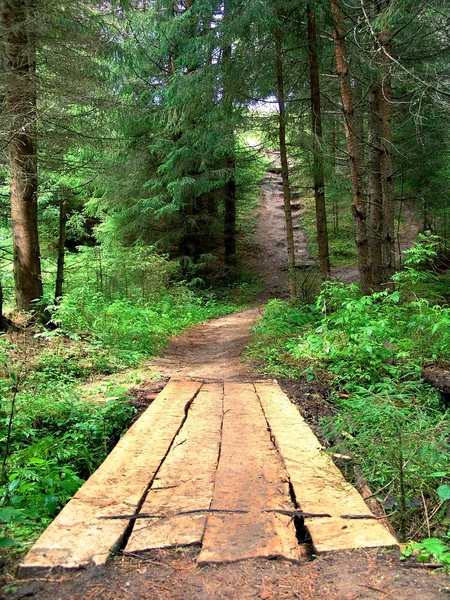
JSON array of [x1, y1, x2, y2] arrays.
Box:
[[222, 1, 237, 267], [0, 279, 5, 332], [274, 19, 296, 301], [224, 159, 237, 266], [352, 78, 365, 169], [307, 5, 330, 275], [377, 0, 395, 285], [367, 83, 384, 290], [328, 110, 339, 235], [330, 0, 371, 295], [55, 201, 68, 303], [2, 0, 43, 311]]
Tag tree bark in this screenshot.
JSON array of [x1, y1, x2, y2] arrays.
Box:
[[330, 0, 372, 295], [55, 201, 68, 303], [2, 0, 43, 310], [377, 0, 395, 285], [274, 19, 296, 301], [224, 160, 237, 266], [367, 83, 384, 290], [352, 78, 365, 169], [0, 279, 5, 332], [223, 0, 237, 267], [307, 5, 330, 275]]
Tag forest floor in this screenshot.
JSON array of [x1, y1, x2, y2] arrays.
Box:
[[5, 170, 447, 600]]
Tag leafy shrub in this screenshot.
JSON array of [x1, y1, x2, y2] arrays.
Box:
[[0, 388, 137, 546], [52, 286, 238, 362], [403, 537, 450, 570], [247, 255, 450, 541]]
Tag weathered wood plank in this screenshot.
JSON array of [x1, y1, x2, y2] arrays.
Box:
[[125, 383, 223, 553], [198, 382, 300, 565], [20, 379, 202, 572], [255, 383, 398, 553]]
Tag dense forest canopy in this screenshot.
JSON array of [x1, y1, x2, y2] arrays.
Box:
[[1, 0, 450, 568]]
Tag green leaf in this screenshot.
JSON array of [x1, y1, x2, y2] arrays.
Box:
[[437, 485, 450, 502], [0, 507, 19, 523], [0, 536, 18, 548], [402, 544, 413, 558]]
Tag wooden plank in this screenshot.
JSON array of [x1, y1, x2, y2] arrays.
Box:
[[255, 383, 398, 553], [198, 382, 300, 565], [20, 379, 202, 572], [125, 383, 223, 552]]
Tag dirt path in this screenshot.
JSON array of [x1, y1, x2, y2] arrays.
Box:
[[151, 308, 263, 380], [253, 169, 312, 300], [11, 545, 450, 600], [252, 153, 422, 295]]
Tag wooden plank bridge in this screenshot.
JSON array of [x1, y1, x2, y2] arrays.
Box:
[[20, 378, 397, 572]]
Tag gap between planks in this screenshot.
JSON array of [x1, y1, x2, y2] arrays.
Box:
[[124, 383, 224, 553], [198, 382, 301, 565], [254, 382, 399, 554]]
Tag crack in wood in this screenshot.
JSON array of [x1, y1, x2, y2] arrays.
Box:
[[100, 509, 334, 521], [117, 385, 204, 551]]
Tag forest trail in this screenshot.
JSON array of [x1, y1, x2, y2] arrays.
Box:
[[150, 308, 262, 381], [253, 168, 312, 300], [10, 175, 445, 600]]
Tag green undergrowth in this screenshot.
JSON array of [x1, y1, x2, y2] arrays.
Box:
[[247, 240, 450, 547], [52, 286, 239, 363], [0, 276, 245, 556]]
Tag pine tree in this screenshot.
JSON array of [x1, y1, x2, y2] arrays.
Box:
[[2, 0, 43, 310], [307, 4, 330, 276]]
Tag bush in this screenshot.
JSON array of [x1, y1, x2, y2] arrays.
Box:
[[247, 264, 450, 541]]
